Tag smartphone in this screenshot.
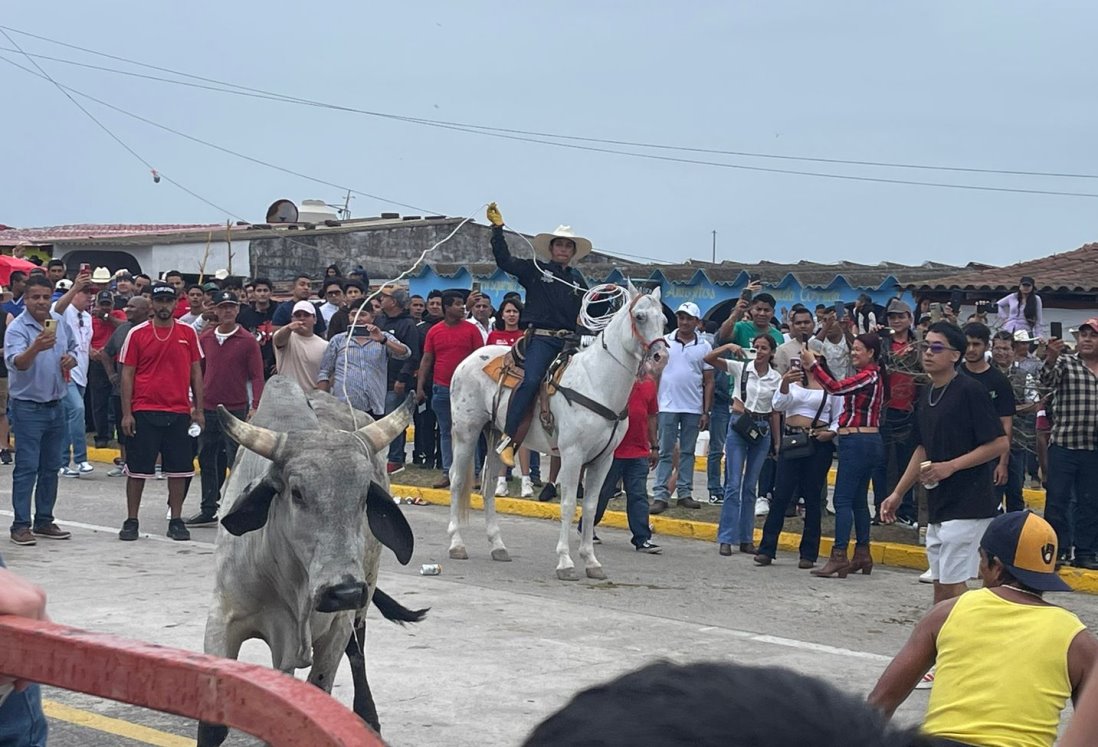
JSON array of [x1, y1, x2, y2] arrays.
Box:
[[833, 301, 846, 321], [930, 303, 944, 323], [44, 319, 57, 331], [79, 262, 90, 274], [800, 332, 811, 344], [790, 358, 802, 371], [879, 327, 893, 339], [740, 287, 754, 303], [1050, 321, 1063, 339], [949, 290, 964, 314]]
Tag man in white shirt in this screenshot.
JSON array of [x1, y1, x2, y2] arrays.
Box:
[[651, 302, 714, 514], [52, 272, 95, 476], [317, 278, 344, 326]]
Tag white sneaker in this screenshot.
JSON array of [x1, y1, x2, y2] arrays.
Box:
[[155, 465, 164, 480], [77, 461, 94, 474], [165, 506, 172, 520], [915, 667, 935, 689], [919, 568, 935, 584], [59, 466, 80, 478], [520, 476, 534, 498], [108, 464, 125, 477], [494, 477, 508, 497], [755, 497, 770, 517]]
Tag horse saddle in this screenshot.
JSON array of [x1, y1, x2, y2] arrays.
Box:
[[482, 351, 569, 392]]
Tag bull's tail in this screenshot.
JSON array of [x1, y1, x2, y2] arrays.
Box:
[[371, 587, 429, 625]]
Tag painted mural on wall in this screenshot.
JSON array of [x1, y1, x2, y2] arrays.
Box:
[[410, 265, 911, 320]]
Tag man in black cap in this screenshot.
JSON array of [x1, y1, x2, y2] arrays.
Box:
[[869, 511, 1098, 747]]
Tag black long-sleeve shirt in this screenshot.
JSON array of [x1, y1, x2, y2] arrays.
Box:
[[491, 226, 588, 332]]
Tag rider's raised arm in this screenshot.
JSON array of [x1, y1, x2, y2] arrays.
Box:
[[491, 226, 536, 283]]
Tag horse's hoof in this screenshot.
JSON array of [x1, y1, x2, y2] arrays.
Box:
[[586, 566, 607, 580], [449, 547, 469, 560], [491, 548, 512, 562], [556, 568, 579, 581]]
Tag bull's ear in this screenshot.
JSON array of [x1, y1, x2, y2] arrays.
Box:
[[221, 476, 279, 536], [365, 482, 414, 565]]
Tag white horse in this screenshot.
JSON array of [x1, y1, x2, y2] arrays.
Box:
[[446, 283, 667, 580]]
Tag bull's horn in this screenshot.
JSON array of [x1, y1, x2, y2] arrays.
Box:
[[355, 394, 416, 452], [218, 406, 287, 460]]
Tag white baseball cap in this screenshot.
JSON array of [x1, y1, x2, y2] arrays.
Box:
[[675, 302, 701, 319], [292, 300, 316, 316]]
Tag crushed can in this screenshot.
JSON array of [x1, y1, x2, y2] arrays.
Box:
[[419, 563, 442, 576]]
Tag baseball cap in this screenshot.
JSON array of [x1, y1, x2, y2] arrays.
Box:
[[980, 510, 1071, 592], [1013, 329, 1038, 343], [675, 302, 701, 319], [1019, 276, 1036, 287], [292, 300, 316, 316], [150, 282, 177, 299], [96, 290, 113, 305], [212, 290, 239, 306], [55, 279, 73, 291], [201, 282, 220, 293], [1072, 317, 1098, 335], [885, 298, 912, 316]]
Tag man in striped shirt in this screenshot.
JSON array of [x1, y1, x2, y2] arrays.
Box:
[[317, 303, 410, 419], [1041, 318, 1098, 570]]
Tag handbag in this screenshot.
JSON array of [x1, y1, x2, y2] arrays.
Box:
[[730, 363, 764, 444], [779, 390, 829, 460]]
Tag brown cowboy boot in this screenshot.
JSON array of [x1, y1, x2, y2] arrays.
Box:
[[811, 546, 851, 579], [849, 544, 874, 575]]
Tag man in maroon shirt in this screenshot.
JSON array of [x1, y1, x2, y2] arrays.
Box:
[[416, 291, 484, 489], [186, 291, 264, 527]]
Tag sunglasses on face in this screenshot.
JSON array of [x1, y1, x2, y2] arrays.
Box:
[[921, 341, 957, 355]]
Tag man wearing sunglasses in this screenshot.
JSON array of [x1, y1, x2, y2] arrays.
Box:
[[881, 322, 1008, 690]]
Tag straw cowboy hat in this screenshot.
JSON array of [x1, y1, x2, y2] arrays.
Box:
[[532, 225, 593, 263], [91, 266, 112, 283]]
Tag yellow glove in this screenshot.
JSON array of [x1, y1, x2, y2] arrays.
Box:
[[486, 202, 505, 227]]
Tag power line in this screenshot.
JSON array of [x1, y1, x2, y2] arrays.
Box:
[[3, 23, 1097, 182], [0, 54, 672, 265], [0, 30, 241, 221]]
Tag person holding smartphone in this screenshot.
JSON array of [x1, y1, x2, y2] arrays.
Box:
[[4, 275, 78, 546]]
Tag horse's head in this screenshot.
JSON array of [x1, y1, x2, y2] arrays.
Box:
[[611, 281, 668, 374]]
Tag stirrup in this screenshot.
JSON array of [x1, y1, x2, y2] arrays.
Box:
[[496, 436, 516, 468]]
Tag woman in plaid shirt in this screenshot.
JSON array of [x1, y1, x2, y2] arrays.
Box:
[[801, 333, 887, 578]]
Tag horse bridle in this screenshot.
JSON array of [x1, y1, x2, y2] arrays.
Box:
[[599, 292, 668, 376]]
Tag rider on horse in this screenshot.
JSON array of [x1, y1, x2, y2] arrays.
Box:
[[488, 206, 590, 468]]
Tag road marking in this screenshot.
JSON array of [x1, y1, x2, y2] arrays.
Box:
[[42, 699, 194, 746], [0, 511, 216, 549]]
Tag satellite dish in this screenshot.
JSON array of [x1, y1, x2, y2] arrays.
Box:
[[265, 199, 299, 224]]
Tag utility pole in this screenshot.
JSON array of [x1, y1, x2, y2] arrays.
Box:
[[341, 190, 353, 220], [711, 230, 717, 263]]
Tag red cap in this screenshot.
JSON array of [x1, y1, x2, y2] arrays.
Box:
[[1076, 318, 1098, 334]]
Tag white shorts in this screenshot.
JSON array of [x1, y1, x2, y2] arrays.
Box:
[[925, 518, 995, 585]]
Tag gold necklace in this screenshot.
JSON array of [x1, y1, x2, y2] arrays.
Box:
[[151, 322, 173, 342]]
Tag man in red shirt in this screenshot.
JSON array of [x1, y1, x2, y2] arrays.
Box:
[[87, 290, 125, 448], [417, 290, 484, 489], [586, 376, 662, 553], [186, 291, 265, 528], [118, 282, 204, 542]]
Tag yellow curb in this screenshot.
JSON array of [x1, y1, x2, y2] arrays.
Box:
[[691, 456, 1045, 510], [390, 482, 1096, 593]]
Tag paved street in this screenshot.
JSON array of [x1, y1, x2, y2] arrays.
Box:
[[4, 460, 1097, 745]]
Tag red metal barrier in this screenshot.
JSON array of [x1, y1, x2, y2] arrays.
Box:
[[0, 615, 385, 746]]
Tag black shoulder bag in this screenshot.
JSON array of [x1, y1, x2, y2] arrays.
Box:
[[730, 362, 764, 444], [780, 390, 829, 460]]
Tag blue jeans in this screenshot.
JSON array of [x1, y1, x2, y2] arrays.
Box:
[[994, 447, 1027, 513], [833, 432, 883, 550], [706, 402, 730, 499], [1046, 445, 1098, 558], [59, 381, 88, 467], [10, 399, 65, 532], [718, 417, 770, 544], [590, 457, 653, 547], [529, 450, 541, 481], [505, 336, 564, 437], [653, 412, 701, 501], [384, 389, 407, 464], [431, 385, 453, 472]]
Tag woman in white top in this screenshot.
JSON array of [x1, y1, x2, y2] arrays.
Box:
[[704, 333, 782, 557], [754, 362, 843, 569], [996, 275, 1044, 339]]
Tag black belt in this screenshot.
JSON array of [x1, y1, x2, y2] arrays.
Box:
[[14, 398, 60, 407], [530, 328, 572, 338], [744, 410, 771, 419]]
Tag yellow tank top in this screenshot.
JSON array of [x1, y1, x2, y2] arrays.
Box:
[[923, 587, 1085, 747]]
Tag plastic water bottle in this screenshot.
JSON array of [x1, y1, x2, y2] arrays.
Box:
[[921, 460, 939, 490]]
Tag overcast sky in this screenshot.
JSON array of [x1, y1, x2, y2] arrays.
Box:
[[2, 2, 1096, 267]]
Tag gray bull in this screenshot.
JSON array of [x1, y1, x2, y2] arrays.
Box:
[[197, 376, 424, 746]]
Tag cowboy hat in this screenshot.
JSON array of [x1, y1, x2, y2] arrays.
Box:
[[1012, 329, 1038, 343], [91, 266, 112, 283], [532, 225, 593, 263]]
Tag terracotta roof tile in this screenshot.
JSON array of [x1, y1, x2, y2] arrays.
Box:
[[909, 243, 1098, 293], [0, 224, 225, 244]]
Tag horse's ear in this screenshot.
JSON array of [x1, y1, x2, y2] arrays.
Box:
[[650, 284, 661, 303], [625, 277, 638, 295]]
